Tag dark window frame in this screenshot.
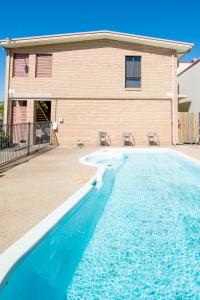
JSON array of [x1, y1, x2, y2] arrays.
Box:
[[125, 56, 141, 88]]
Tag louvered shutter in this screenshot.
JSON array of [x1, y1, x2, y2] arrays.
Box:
[[36, 54, 52, 77], [13, 54, 29, 77]]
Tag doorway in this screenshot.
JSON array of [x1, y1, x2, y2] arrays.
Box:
[[34, 101, 51, 123]]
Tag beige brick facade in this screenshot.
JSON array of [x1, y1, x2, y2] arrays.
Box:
[[7, 39, 178, 145], [51, 99, 172, 146]]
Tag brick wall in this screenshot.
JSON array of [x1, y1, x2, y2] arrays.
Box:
[[8, 39, 177, 145], [9, 40, 176, 99], [51, 99, 172, 146]]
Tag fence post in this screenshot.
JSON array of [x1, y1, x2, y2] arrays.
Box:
[[27, 122, 31, 156]]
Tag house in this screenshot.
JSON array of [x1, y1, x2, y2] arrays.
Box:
[[0, 31, 193, 145], [178, 59, 200, 112], [177, 61, 193, 74]]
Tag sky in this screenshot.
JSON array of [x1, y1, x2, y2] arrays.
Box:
[[0, 0, 200, 100]]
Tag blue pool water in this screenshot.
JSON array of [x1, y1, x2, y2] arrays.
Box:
[[1, 152, 200, 299]]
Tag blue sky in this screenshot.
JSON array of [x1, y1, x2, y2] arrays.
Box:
[[0, 0, 199, 100]]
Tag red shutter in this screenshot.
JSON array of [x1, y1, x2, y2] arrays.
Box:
[[12, 101, 27, 124], [13, 54, 29, 77], [12, 101, 27, 143], [36, 54, 52, 77]]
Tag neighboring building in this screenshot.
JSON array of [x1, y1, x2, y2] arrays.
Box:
[[178, 59, 200, 112], [177, 61, 193, 74], [0, 31, 193, 145]]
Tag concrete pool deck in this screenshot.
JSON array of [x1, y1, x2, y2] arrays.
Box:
[[0, 147, 97, 253], [0, 145, 200, 253]]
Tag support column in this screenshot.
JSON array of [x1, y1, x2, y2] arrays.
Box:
[[3, 49, 11, 124], [27, 100, 35, 123], [26, 100, 35, 146], [51, 99, 57, 122], [50, 99, 59, 145], [171, 53, 178, 145]]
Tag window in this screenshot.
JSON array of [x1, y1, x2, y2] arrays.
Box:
[[36, 54, 52, 77], [125, 56, 141, 88], [13, 54, 29, 77], [18, 100, 27, 107]]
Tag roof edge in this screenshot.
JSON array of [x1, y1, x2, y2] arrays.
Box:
[[0, 30, 194, 46], [178, 59, 200, 76], [0, 30, 194, 57]]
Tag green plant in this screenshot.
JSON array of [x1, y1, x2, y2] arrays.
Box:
[[38, 101, 48, 113], [0, 102, 4, 118], [0, 130, 10, 149]]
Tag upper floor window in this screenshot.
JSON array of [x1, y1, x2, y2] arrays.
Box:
[[36, 54, 52, 77], [125, 56, 141, 88], [13, 54, 29, 77]]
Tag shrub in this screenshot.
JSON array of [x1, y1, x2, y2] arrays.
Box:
[[0, 102, 3, 118], [0, 130, 10, 149]]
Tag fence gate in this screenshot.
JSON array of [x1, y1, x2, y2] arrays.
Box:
[[178, 112, 200, 144]]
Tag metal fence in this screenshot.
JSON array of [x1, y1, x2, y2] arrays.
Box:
[[0, 122, 52, 167]]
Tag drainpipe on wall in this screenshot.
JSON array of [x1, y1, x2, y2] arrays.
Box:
[[3, 48, 11, 124], [54, 98, 57, 122], [171, 53, 177, 145]]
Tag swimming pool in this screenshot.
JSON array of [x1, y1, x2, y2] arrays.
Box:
[[0, 149, 200, 299]]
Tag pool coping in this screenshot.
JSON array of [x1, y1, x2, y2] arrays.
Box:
[[0, 147, 200, 285]]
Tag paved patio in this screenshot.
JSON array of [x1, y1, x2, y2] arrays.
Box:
[[175, 145, 200, 160], [0, 145, 200, 253], [0, 147, 97, 253]]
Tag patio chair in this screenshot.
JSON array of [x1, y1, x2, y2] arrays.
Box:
[[98, 131, 111, 146], [147, 131, 160, 146], [123, 132, 135, 146]]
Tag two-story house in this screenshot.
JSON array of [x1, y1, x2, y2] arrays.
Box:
[[0, 31, 193, 145]]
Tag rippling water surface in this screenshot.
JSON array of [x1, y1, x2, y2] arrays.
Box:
[[67, 153, 200, 299]]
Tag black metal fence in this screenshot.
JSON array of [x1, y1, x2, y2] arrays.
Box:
[[0, 122, 52, 167]]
